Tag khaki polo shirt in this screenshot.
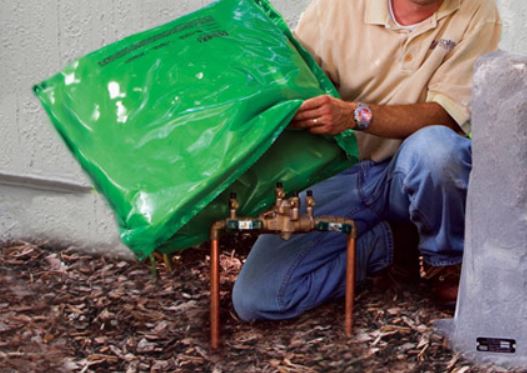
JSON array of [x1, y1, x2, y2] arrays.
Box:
[[295, 0, 501, 161]]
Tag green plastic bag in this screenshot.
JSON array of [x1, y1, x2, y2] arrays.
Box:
[[34, 0, 358, 260]]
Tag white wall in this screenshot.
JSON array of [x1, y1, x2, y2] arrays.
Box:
[[497, 0, 527, 54], [0, 0, 525, 257]]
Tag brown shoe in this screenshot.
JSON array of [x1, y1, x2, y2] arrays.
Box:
[[420, 259, 461, 308]]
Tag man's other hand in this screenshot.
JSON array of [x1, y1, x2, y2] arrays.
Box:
[[291, 95, 355, 135]]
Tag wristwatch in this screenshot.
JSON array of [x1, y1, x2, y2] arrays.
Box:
[[353, 102, 373, 131]]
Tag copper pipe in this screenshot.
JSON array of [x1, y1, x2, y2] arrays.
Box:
[[163, 254, 173, 272], [149, 254, 158, 278], [210, 221, 226, 351], [210, 237, 220, 350], [345, 232, 356, 337]]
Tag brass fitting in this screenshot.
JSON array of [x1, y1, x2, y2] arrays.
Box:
[[210, 220, 226, 241], [275, 182, 286, 209], [290, 193, 300, 221], [260, 188, 316, 240], [229, 192, 239, 219], [306, 190, 315, 219]]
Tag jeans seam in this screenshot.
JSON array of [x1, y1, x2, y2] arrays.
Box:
[[380, 221, 395, 269]]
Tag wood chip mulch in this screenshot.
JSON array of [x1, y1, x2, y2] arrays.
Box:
[[0, 240, 524, 373]]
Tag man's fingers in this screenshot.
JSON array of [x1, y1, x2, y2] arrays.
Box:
[[290, 119, 314, 129], [294, 106, 327, 121], [291, 116, 326, 129], [299, 95, 331, 111]]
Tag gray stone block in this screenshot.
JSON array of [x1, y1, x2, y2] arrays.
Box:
[[438, 51, 527, 368]]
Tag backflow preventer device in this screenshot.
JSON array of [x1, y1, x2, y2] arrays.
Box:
[[209, 183, 357, 349]]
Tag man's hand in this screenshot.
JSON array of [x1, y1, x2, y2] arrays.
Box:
[[291, 95, 356, 135]]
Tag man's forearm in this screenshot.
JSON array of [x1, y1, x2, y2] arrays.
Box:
[[292, 95, 462, 139], [365, 102, 461, 139]]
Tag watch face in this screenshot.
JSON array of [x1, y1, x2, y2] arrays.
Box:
[[355, 103, 372, 130], [358, 107, 372, 124]]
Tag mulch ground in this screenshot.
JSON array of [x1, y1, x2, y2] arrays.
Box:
[[0, 239, 524, 373]]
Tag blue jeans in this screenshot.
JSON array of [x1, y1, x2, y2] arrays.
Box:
[[232, 126, 472, 321]]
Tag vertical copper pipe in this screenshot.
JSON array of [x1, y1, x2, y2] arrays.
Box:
[[345, 233, 356, 337], [210, 238, 220, 350], [149, 254, 158, 278], [163, 254, 173, 272]]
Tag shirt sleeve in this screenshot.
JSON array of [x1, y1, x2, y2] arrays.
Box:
[[426, 7, 501, 133], [293, 0, 341, 87]]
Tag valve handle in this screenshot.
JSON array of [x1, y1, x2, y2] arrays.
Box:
[[275, 182, 286, 201], [229, 192, 239, 217]]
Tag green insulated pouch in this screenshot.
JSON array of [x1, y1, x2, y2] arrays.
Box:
[[34, 0, 358, 259]]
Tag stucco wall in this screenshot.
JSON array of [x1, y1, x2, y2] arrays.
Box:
[[0, 0, 525, 257], [497, 0, 527, 54]]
